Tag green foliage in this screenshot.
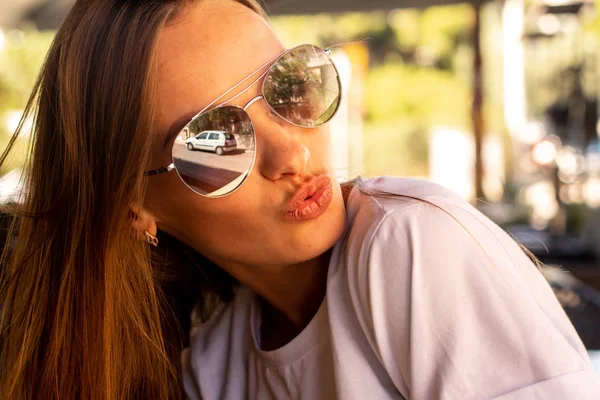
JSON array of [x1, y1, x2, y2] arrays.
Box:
[[582, 0, 600, 37], [363, 120, 429, 178], [365, 62, 471, 127], [389, 9, 421, 49], [0, 28, 53, 112], [270, 12, 388, 47], [389, 4, 474, 64], [362, 62, 471, 178], [0, 28, 54, 175]]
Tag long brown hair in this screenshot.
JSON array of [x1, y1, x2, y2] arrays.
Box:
[[0, 0, 265, 398]]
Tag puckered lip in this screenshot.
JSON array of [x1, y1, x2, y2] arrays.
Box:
[[283, 175, 333, 221]]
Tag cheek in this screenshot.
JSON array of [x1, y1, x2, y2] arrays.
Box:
[[307, 128, 334, 166], [145, 175, 211, 236], [145, 174, 265, 245], [143, 124, 344, 264]]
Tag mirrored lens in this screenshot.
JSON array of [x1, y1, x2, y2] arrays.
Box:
[[171, 106, 256, 197], [263, 45, 341, 128]]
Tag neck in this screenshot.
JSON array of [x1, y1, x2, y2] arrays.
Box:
[[228, 249, 332, 330], [218, 183, 352, 347]]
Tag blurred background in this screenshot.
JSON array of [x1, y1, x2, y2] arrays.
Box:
[[1, 0, 600, 370]]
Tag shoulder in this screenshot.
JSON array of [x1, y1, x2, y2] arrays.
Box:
[[334, 176, 547, 322], [354, 175, 463, 202], [341, 176, 489, 257], [344, 176, 473, 233], [330, 179, 597, 399], [334, 177, 506, 318]]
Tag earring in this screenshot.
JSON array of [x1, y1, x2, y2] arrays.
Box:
[[144, 231, 159, 247]]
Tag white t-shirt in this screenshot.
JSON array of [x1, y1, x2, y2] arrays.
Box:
[[181, 177, 600, 399]]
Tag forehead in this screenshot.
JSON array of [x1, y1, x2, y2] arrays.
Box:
[[153, 0, 284, 138]]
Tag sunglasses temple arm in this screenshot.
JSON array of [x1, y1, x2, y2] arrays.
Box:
[[193, 51, 284, 118], [215, 67, 272, 109], [220, 47, 337, 109], [218, 47, 338, 109], [144, 163, 175, 176]]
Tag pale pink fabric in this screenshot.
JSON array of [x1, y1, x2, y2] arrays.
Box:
[[181, 177, 600, 399]]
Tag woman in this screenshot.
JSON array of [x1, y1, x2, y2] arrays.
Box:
[[1, 0, 598, 399]]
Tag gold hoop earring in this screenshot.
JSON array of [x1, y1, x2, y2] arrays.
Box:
[[144, 231, 159, 247]]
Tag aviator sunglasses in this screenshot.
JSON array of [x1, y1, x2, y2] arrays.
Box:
[[144, 44, 342, 198]]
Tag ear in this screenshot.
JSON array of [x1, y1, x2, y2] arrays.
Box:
[[130, 204, 158, 241]]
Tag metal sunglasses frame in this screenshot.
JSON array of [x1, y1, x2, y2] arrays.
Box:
[[144, 44, 341, 197]]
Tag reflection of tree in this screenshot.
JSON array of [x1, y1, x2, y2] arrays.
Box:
[[263, 48, 340, 126], [187, 107, 255, 149]]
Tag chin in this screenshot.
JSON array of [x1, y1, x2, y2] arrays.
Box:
[[289, 200, 347, 262]]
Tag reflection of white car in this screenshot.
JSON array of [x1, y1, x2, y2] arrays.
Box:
[[185, 130, 237, 155]]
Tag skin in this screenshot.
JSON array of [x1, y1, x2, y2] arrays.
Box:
[[142, 0, 347, 345]]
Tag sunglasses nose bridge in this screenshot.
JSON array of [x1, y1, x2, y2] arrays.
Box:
[[243, 95, 264, 112]]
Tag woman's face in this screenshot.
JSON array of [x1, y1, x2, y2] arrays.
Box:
[[145, 0, 347, 270]]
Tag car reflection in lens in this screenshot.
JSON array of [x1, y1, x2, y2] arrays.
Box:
[[172, 133, 255, 196], [185, 130, 237, 155]]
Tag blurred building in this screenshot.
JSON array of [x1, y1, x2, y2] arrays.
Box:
[[505, 0, 600, 259]]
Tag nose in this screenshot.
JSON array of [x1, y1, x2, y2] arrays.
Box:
[[246, 102, 310, 181]]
